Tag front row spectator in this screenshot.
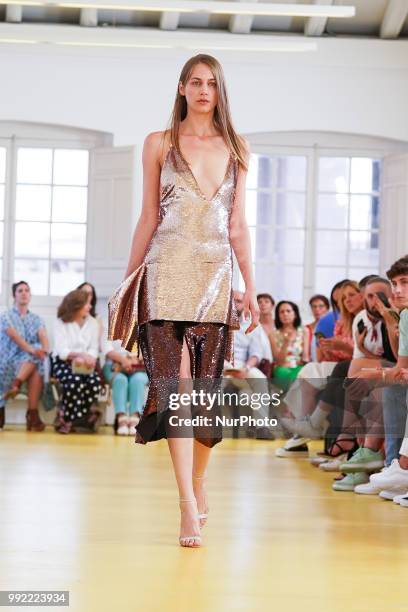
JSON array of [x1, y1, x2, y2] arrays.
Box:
[[0, 281, 49, 432], [103, 340, 148, 436], [51, 289, 102, 434], [223, 290, 271, 437], [270, 301, 309, 392]]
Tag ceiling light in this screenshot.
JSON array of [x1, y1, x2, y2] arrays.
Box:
[[0, 0, 356, 19]]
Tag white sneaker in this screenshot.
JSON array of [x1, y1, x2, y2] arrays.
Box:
[[292, 416, 327, 439], [318, 455, 348, 472], [393, 492, 408, 505], [128, 413, 140, 435], [284, 435, 310, 450], [275, 445, 309, 458], [369, 459, 408, 490], [116, 414, 130, 436], [354, 481, 384, 495], [310, 456, 329, 467], [399, 495, 408, 508], [379, 489, 407, 501]]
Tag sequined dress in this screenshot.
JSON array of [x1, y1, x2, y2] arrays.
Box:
[[108, 143, 240, 363]]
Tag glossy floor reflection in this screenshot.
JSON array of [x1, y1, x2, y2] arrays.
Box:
[[0, 428, 407, 612]]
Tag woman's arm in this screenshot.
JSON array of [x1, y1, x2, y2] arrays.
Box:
[[229, 138, 259, 333], [302, 328, 310, 363], [124, 132, 163, 279], [270, 333, 289, 366], [38, 327, 49, 353], [5, 327, 35, 355], [53, 320, 83, 362]]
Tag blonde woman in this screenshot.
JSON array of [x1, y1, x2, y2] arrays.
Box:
[[280, 281, 364, 440], [108, 54, 259, 548]]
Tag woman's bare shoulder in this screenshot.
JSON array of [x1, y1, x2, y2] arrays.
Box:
[[143, 131, 172, 168]]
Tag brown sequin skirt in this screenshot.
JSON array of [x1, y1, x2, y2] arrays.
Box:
[[135, 320, 229, 448]]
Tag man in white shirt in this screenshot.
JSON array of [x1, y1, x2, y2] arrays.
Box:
[[351, 278, 393, 360], [222, 290, 274, 438]]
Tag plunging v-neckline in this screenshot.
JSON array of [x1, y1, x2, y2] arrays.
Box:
[[175, 146, 233, 203]]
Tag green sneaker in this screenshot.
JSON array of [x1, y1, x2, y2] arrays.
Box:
[[340, 447, 384, 473], [332, 472, 369, 491]]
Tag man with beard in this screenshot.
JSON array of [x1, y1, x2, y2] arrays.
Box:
[[331, 277, 399, 484], [351, 277, 396, 363]]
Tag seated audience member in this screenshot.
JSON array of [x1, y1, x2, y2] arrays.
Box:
[[329, 280, 401, 490], [270, 301, 309, 393], [257, 293, 275, 377], [314, 280, 350, 360], [0, 281, 49, 432], [52, 289, 102, 434], [276, 281, 363, 456], [223, 290, 271, 435], [329, 277, 397, 466], [78, 280, 149, 436], [305, 294, 330, 361], [103, 339, 148, 436], [350, 257, 408, 501]]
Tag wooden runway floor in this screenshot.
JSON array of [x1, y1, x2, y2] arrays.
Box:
[[0, 427, 407, 612]]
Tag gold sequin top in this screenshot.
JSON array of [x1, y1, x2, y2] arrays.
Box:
[[108, 143, 240, 363]]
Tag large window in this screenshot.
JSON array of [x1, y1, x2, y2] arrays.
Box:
[[246, 154, 307, 303], [315, 157, 380, 293], [241, 149, 381, 304], [14, 147, 89, 296]]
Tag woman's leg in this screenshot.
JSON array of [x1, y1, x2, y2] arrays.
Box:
[[4, 361, 37, 399], [128, 371, 148, 415], [26, 368, 43, 410], [111, 372, 129, 415], [167, 335, 201, 546], [52, 358, 78, 432]]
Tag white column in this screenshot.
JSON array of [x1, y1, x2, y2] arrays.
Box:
[[379, 154, 408, 273]]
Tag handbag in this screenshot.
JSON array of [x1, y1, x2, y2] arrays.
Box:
[[41, 382, 57, 412]]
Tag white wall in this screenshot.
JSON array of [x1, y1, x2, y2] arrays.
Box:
[[1, 37, 408, 147], [1, 35, 408, 325]]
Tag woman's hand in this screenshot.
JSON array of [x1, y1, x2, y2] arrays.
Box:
[[120, 355, 134, 373], [82, 355, 96, 369], [243, 288, 260, 334], [319, 337, 344, 352]]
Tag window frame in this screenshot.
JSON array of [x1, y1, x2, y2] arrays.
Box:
[[1, 136, 94, 310], [242, 141, 387, 310]]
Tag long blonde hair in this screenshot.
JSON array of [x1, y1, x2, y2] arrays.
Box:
[[339, 281, 363, 336], [164, 54, 248, 171]]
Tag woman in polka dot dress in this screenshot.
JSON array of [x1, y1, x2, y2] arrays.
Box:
[[51, 289, 102, 434]]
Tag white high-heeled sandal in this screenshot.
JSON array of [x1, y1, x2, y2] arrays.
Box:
[[178, 499, 202, 548], [193, 475, 209, 526]]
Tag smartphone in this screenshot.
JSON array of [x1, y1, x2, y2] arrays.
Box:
[[376, 291, 392, 309], [357, 319, 366, 334]]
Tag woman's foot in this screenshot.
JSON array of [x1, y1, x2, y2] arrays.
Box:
[[26, 409, 46, 432], [116, 413, 129, 436], [5, 378, 23, 401], [328, 436, 357, 457], [128, 412, 140, 435], [179, 499, 201, 548], [193, 475, 209, 528]]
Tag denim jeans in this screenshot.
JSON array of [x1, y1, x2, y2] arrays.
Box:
[[382, 384, 407, 465], [103, 363, 148, 415]]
